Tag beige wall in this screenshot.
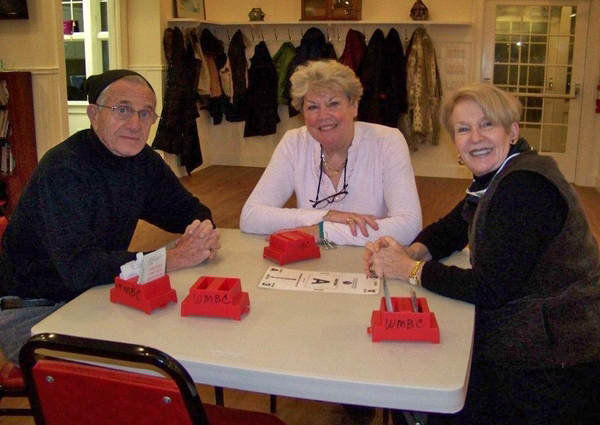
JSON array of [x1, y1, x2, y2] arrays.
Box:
[[0, 0, 598, 187]]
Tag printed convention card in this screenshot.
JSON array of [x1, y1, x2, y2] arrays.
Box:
[[259, 266, 380, 295]]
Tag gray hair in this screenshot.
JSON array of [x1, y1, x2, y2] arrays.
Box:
[[96, 75, 155, 106], [290, 60, 363, 111]]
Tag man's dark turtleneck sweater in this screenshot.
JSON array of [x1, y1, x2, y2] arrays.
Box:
[[1, 129, 212, 301]]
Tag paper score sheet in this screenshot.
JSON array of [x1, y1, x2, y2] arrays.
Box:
[[259, 266, 380, 295]]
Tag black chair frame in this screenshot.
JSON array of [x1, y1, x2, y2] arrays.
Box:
[[19, 333, 211, 425]]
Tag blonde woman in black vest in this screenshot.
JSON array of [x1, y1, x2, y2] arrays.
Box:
[[364, 83, 600, 424]]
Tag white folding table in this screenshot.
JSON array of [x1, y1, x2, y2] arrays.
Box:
[[32, 228, 474, 413]]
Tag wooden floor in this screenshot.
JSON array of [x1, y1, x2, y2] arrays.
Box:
[[2, 165, 599, 425]]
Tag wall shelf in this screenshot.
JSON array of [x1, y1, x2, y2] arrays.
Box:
[[168, 18, 472, 27]]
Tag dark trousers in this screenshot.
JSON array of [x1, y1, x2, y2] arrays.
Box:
[[425, 359, 600, 425]]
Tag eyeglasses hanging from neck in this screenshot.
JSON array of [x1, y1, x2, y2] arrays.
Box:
[[310, 146, 349, 209]]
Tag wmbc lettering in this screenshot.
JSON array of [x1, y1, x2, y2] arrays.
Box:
[[384, 318, 424, 330], [192, 293, 231, 305]]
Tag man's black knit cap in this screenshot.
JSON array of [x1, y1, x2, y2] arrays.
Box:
[[83, 69, 154, 104]]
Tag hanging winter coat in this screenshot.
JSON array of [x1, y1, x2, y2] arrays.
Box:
[[339, 29, 367, 75], [199, 28, 231, 125], [282, 27, 337, 117], [244, 41, 280, 137], [226, 29, 249, 122], [358, 28, 408, 128], [272, 42, 297, 105], [405, 27, 442, 147], [152, 26, 203, 175], [381, 28, 408, 125], [357, 29, 385, 124]]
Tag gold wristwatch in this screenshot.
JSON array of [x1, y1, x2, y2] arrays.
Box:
[[408, 260, 424, 286]]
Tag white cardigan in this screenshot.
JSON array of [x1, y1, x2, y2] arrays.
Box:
[[240, 122, 422, 246]]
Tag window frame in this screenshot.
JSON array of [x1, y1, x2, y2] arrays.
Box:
[[63, 0, 123, 103]]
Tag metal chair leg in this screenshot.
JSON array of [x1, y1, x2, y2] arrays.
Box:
[[214, 386, 224, 406]]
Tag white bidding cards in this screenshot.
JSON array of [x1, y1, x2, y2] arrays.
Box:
[[259, 266, 380, 295]]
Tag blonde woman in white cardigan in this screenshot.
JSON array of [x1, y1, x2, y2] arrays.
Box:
[[240, 60, 421, 246]]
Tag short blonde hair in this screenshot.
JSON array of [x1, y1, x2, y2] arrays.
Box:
[[440, 84, 522, 137], [290, 60, 363, 111]]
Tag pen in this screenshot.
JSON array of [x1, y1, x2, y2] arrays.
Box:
[[411, 289, 419, 313], [383, 275, 394, 312]]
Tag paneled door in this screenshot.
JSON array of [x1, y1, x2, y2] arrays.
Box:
[[482, 0, 590, 181]]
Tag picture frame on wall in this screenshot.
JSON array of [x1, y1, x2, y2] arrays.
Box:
[[175, 0, 205, 20]]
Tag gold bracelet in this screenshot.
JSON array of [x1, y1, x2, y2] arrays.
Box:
[[408, 260, 424, 286]]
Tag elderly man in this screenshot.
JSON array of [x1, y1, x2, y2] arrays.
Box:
[[0, 70, 220, 363]]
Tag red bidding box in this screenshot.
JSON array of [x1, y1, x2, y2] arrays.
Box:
[[263, 230, 321, 265], [110, 275, 177, 315], [181, 276, 250, 320], [367, 297, 440, 343]]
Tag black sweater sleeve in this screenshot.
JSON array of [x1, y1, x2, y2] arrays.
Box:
[[139, 151, 213, 234], [418, 171, 567, 308], [413, 200, 469, 259]]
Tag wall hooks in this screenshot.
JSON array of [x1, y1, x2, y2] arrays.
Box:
[[288, 28, 292, 41], [251, 27, 256, 42], [226, 28, 231, 42], [274, 28, 278, 41], [327, 28, 331, 42], [337, 28, 341, 42], [300, 27, 304, 38], [261, 28, 265, 41]]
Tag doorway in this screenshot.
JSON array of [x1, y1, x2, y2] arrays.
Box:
[[482, 0, 590, 181]]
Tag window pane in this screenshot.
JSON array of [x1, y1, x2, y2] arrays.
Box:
[[529, 66, 545, 86], [529, 43, 546, 63], [510, 42, 520, 62], [100, 0, 108, 32], [494, 65, 508, 85], [495, 43, 509, 63], [65, 41, 87, 101], [524, 6, 548, 21], [73, 3, 84, 32], [62, 3, 72, 21], [102, 41, 109, 72], [519, 66, 528, 85], [496, 21, 510, 33], [520, 43, 530, 63], [531, 22, 548, 34], [509, 65, 519, 85]]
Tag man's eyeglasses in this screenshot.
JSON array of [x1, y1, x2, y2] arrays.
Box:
[[96, 104, 158, 124], [310, 148, 348, 209]]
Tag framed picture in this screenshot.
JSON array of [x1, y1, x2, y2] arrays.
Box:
[[175, 0, 205, 20]]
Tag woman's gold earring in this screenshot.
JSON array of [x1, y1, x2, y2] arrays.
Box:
[[458, 155, 465, 165]]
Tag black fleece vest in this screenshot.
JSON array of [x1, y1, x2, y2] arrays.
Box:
[[470, 151, 600, 369]]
